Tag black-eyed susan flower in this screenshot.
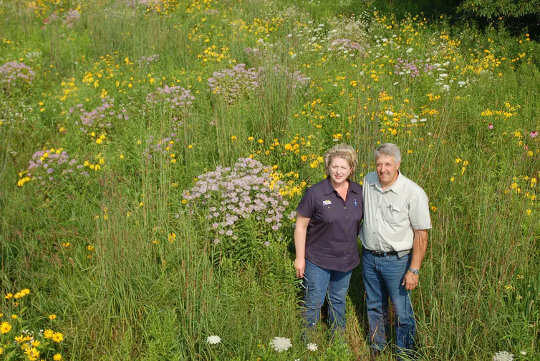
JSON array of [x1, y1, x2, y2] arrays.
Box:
[[0, 321, 11, 334], [52, 332, 64, 343]]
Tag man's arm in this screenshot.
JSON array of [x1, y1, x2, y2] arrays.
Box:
[[294, 215, 311, 278], [402, 229, 428, 290]]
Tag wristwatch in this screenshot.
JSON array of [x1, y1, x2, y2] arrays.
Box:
[[408, 267, 419, 275]]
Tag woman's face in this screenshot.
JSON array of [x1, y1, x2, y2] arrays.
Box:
[[328, 157, 352, 186]]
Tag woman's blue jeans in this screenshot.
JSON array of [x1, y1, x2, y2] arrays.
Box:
[[362, 251, 416, 355], [303, 259, 352, 331]]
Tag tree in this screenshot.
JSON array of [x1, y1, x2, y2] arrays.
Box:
[[459, 0, 540, 18]]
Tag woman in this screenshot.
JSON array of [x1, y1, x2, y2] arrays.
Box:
[[294, 143, 363, 335]]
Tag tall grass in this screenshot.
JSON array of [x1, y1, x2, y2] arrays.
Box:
[[0, 0, 538, 360]]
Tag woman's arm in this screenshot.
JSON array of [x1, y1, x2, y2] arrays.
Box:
[[294, 215, 311, 278]]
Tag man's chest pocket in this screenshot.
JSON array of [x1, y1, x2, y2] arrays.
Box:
[[382, 202, 408, 225]]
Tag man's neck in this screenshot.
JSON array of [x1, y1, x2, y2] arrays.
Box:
[[380, 172, 399, 190]]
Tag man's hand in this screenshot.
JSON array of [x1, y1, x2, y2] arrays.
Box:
[[294, 258, 305, 278], [402, 271, 419, 290]]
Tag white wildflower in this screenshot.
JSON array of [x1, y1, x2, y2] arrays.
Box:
[[307, 343, 318, 351], [206, 335, 221, 345], [406, 47, 413, 53], [493, 351, 514, 361], [270, 337, 292, 352]]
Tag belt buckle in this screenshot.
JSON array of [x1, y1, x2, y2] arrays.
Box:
[[372, 250, 385, 257]]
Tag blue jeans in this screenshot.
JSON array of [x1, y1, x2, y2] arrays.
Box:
[[303, 259, 352, 331], [362, 251, 416, 356]]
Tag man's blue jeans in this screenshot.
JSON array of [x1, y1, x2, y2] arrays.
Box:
[[362, 251, 416, 355], [303, 259, 352, 331]]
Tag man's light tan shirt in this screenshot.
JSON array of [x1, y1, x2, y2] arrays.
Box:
[[361, 172, 432, 252]]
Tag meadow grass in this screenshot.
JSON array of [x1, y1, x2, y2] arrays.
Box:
[[0, 0, 538, 360]]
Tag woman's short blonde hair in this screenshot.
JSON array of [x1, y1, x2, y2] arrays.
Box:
[[324, 144, 357, 180]]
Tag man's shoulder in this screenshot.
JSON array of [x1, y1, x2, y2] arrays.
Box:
[[363, 172, 379, 185], [399, 174, 428, 198]]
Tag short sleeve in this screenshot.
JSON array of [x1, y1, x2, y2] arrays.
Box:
[[409, 188, 432, 230], [296, 187, 315, 219]]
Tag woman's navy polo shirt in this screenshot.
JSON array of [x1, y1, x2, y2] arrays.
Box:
[[296, 178, 363, 272]]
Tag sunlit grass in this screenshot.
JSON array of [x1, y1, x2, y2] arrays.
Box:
[[0, 0, 538, 360]]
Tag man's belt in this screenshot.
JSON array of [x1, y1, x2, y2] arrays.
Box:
[[363, 248, 411, 257]]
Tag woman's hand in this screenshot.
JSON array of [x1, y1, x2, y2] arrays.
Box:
[[294, 258, 305, 278]]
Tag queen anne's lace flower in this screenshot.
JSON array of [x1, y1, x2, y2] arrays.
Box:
[[206, 335, 221, 345], [269, 337, 292, 352], [306, 343, 318, 351], [493, 351, 514, 361]]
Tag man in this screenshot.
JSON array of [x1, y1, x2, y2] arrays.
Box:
[[360, 143, 431, 360]]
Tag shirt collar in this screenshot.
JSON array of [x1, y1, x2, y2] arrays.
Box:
[[372, 172, 405, 194], [322, 177, 361, 195]]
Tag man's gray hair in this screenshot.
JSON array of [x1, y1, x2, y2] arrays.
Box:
[[375, 143, 401, 163]]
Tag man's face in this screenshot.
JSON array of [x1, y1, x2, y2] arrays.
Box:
[[376, 154, 400, 187]]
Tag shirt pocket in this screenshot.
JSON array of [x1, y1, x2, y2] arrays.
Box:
[[382, 203, 407, 225]]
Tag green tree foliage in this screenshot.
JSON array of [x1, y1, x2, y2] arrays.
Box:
[[460, 0, 540, 18]]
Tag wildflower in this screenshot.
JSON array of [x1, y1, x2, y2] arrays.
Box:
[[488, 123, 494, 129], [52, 332, 64, 343], [208, 64, 260, 104], [44, 329, 54, 338], [49, 314, 57, 320], [0, 61, 35, 88], [493, 351, 514, 361], [530, 131, 538, 138], [307, 343, 318, 351], [0, 321, 12, 334], [53, 354, 63, 361], [24, 347, 39, 360], [168, 232, 176, 242], [270, 337, 292, 352], [206, 335, 221, 344], [146, 85, 195, 110]]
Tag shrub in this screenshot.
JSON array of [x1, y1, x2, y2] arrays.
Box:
[[181, 158, 290, 263], [460, 0, 540, 18]]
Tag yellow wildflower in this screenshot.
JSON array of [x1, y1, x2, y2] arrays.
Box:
[[0, 321, 12, 334], [52, 332, 64, 343]]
